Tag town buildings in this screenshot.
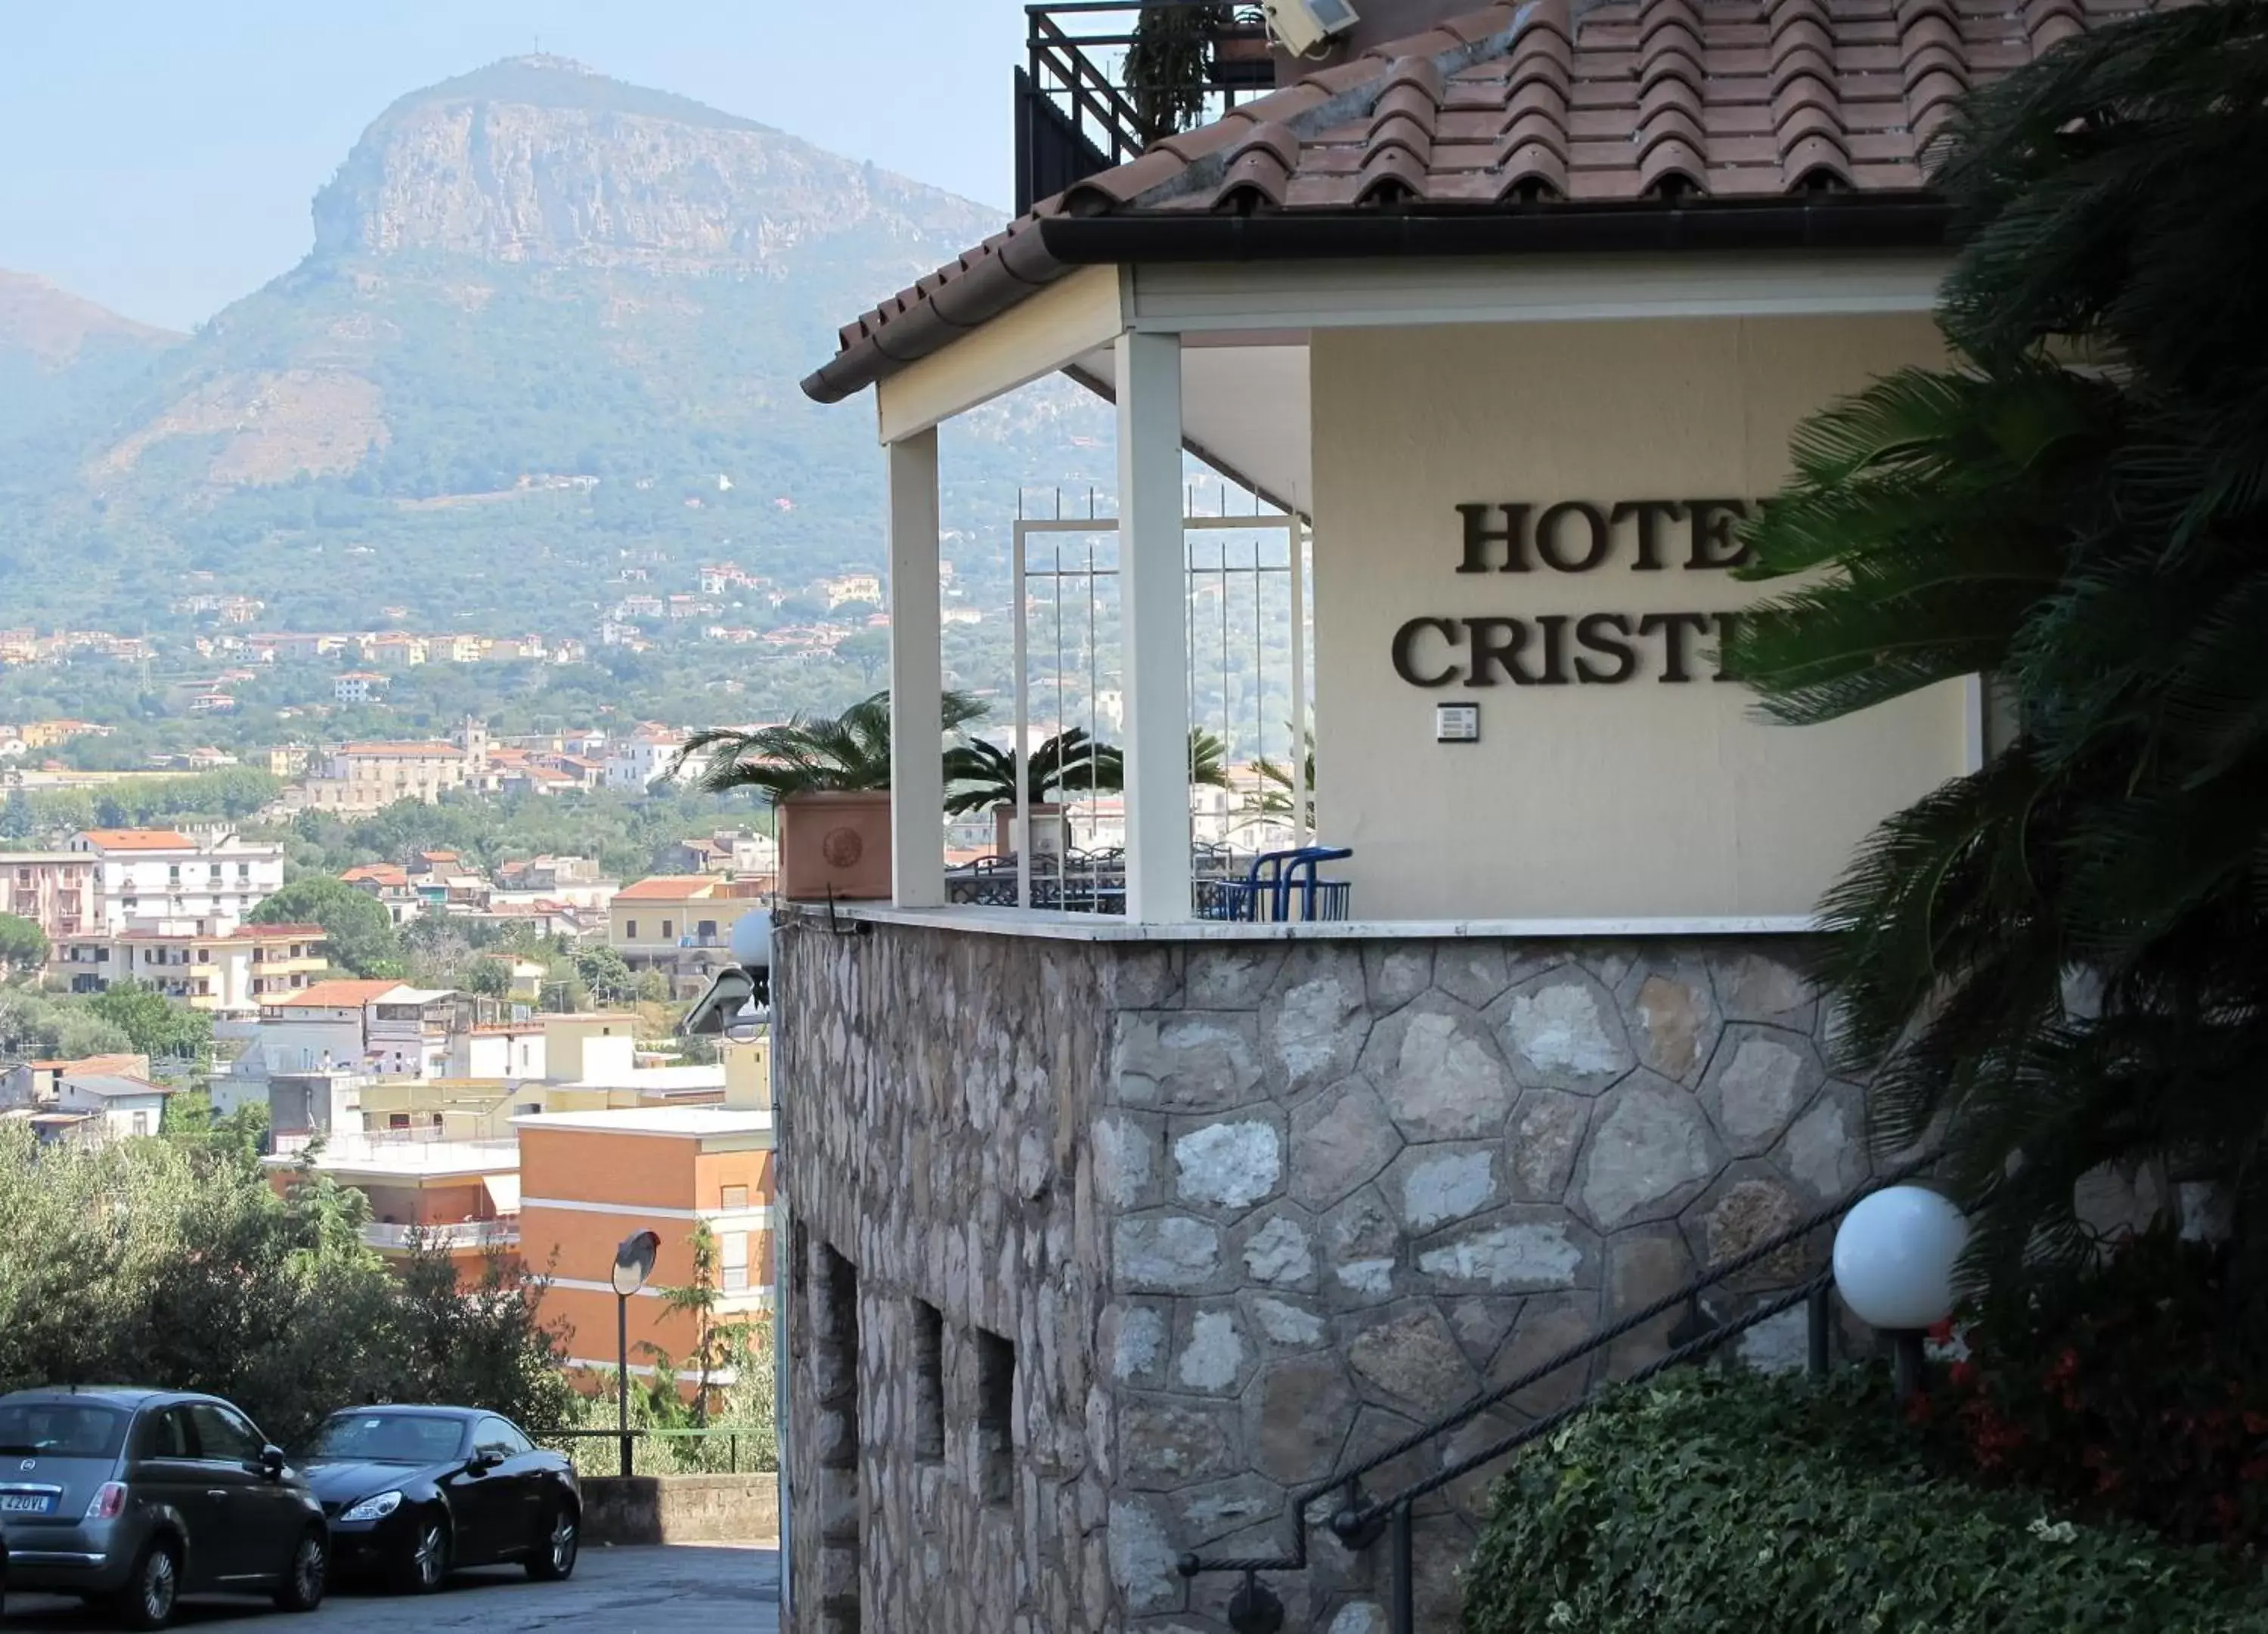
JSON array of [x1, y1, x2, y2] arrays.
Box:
[[754, 0, 2155, 1627], [0, 1054, 171, 1143], [609, 874, 761, 998], [604, 730, 692, 792], [516, 1062, 773, 1380], [1, 851, 96, 939], [48, 921, 327, 1015], [61, 828, 285, 933]]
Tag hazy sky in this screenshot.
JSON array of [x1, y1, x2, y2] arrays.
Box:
[[0, 0, 1034, 331]]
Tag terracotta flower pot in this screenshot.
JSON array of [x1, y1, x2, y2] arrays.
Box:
[[993, 802, 1069, 862], [778, 791, 893, 901]]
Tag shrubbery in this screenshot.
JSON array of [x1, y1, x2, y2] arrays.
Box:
[[1466, 1369, 2268, 1634], [1926, 1228, 2268, 1552], [0, 1127, 575, 1444]]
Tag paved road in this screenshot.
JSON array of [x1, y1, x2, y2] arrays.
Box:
[[3, 1543, 779, 1633]]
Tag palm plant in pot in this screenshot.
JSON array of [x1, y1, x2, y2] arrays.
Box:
[[943, 729, 1125, 860], [1125, 4, 1272, 145], [681, 689, 986, 900]]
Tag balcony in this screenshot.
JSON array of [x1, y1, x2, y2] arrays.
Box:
[[362, 1218, 519, 1252], [1018, 2, 1280, 215]]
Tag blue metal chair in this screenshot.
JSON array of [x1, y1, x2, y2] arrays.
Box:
[[1195, 846, 1353, 922]]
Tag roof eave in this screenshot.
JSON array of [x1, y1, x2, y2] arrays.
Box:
[[801, 193, 1951, 404], [798, 221, 1080, 405]]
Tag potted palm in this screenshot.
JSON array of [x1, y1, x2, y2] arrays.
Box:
[[1126, 5, 1272, 144], [682, 689, 985, 901], [943, 729, 1125, 860]]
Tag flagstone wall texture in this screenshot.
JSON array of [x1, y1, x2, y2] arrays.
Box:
[[776, 914, 1873, 1633]]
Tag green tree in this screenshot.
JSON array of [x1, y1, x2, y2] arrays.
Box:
[[575, 945, 634, 1004], [1724, 2, 2268, 1283], [0, 1128, 572, 1441], [88, 980, 212, 1060], [251, 875, 404, 978], [0, 911, 47, 977], [465, 958, 513, 999]]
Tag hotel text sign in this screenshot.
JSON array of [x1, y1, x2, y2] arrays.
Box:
[[1391, 499, 1763, 688]]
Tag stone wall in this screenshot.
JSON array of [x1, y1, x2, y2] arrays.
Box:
[[581, 1472, 782, 1546], [776, 916, 1870, 1633]]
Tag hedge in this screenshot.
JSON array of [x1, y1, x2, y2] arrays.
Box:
[[1465, 1369, 2268, 1634]]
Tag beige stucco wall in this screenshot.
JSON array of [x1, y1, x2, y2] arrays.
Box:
[[1311, 314, 1972, 921]]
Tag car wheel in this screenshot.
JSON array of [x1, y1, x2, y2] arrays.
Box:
[[525, 1502, 578, 1581], [395, 1512, 449, 1595], [271, 1527, 327, 1614], [110, 1537, 180, 1631]]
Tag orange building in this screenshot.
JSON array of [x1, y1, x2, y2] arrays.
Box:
[[513, 1045, 772, 1385], [262, 1132, 521, 1282]]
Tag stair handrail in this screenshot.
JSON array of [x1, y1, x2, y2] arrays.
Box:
[[1177, 1146, 1942, 1584]]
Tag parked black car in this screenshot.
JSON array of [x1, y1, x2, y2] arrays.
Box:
[[300, 1406, 579, 1592], [0, 1387, 327, 1629]]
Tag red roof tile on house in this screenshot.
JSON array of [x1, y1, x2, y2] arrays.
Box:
[[77, 829, 196, 849], [271, 979, 403, 1008], [612, 875, 721, 902], [804, 0, 2162, 402]]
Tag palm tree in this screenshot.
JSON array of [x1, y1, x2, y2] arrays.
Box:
[[677, 689, 987, 803], [1246, 728, 1315, 828], [941, 730, 1124, 818], [1724, 0, 2268, 1286], [1188, 728, 1229, 789]]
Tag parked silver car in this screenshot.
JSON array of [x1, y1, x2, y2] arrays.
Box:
[[0, 1387, 327, 1628]]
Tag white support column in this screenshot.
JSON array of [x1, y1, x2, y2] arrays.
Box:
[[888, 428, 945, 908], [1116, 330, 1191, 923]]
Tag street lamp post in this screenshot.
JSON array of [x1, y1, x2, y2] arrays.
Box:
[[612, 1228, 662, 1478], [1832, 1185, 1969, 1404]]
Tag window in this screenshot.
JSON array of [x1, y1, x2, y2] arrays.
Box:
[[813, 1242, 861, 1618], [187, 1401, 262, 1463], [197, 948, 210, 963], [389, 1113, 411, 1130], [624, 920, 638, 941], [720, 1184, 749, 1211], [660, 920, 674, 940], [132, 1111, 150, 1137], [135, 1407, 193, 1460], [720, 1231, 750, 1293], [977, 1328, 1015, 1506], [473, 1416, 530, 1459], [912, 1302, 944, 1463]]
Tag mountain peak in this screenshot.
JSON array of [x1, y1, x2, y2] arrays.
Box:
[[305, 57, 978, 269], [0, 268, 183, 369]]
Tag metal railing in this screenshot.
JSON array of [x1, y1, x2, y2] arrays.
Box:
[[1019, 2, 1279, 215], [530, 1425, 775, 1478], [361, 1218, 518, 1252], [1178, 1149, 1941, 1634]]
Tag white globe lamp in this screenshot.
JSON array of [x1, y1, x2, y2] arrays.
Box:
[[1833, 1186, 1968, 1330], [730, 908, 773, 969], [1833, 1184, 1968, 1401]]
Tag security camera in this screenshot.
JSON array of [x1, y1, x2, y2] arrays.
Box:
[[680, 909, 774, 1038], [1263, 0, 1359, 55]]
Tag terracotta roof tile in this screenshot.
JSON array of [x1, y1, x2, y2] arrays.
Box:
[[816, 0, 2173, 391]]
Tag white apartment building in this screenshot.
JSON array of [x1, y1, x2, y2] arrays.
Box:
[[604, 733, 691, 791], [62, 828, 285, 934]]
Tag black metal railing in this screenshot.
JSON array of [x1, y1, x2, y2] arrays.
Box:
[[1019, 2, 1279, 215], [1177, 1148, 1943, 1634], [530, 1425, 771, 1478]]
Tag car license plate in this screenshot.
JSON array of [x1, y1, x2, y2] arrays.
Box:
[[1, 1492, 54, 1513]]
